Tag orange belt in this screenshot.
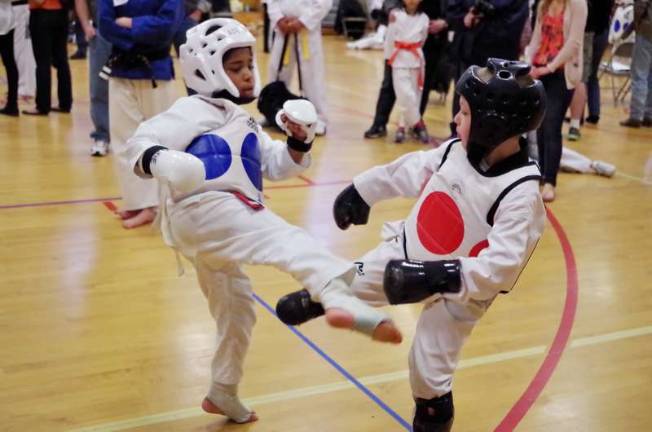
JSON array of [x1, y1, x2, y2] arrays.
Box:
[[388, 40, 424, 89]]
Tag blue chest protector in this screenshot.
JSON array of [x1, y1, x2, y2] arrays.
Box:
[[186, 132, 263, 191]]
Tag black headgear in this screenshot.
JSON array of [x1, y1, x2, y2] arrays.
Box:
[[456, 58, 546, 163]]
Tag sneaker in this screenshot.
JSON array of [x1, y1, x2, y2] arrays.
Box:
[[567, 126, 581, 141], [91, 140, 110, 157], [585, 115, 600, 124], [591, 160, 616, 177], [394, 127, 406, 143], [620, 118, 641, 128], [642, 117, 652, 127], [69, 51, 86, 60], [411, 122, 430, 144], [363, 124, 387, 139]]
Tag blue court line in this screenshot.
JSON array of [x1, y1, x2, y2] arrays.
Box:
[[253, 293, 412, 431]]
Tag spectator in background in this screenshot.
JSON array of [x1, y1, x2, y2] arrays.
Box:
[[22, 0, 72, 116], [584, 0, 614, 125], [620, 0, 652, 128], [98, 0, 183, 228], [363, 0, 449, 140], [69, 12, 88, 59], [267, 0, 332, 135], [1, 0, 19, 116], [74, 0, 112, 156], [446, 0, 529, 135], [11, 0, 36, 102], [526, 0, 587, 202]]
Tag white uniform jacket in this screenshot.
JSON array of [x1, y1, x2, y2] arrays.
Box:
[[128, 95, 310, 204], [353, 139, 546, 305], [385, 9, 429, 68], [267, 0, 332, 32]]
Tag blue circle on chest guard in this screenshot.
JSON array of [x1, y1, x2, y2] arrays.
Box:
[[241, 132, 262, 191], [186, 134, 232, 180]]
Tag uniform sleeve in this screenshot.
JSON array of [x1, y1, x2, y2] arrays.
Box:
[[99, 0, 134, 51], [298, 0, 333, 31], [130, 0, 183, 45], [267, 0, 284, 29], [259, 130, 311, 181], [128, 97, 222, 178], [353, 143, 451, 206], [451, 184, 546, 303]]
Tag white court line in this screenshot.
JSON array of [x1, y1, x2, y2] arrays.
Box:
[[68, 325, 652, 432], [615, 171, 652, 186]]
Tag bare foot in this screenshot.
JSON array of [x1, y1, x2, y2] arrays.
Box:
[[117, 209, 140, 220], [122, 207, 156, 229], [325, 308, 402, 344], [541, 183, 556, 203], [201, 397, 258, 423]]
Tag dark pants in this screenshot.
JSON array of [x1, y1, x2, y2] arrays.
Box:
[[537, 71, 573, 186], [173, 16, 199, 95], [263, 3, 270, 53], [0, 29, 19, 112], [370, 61, 434, 128], [586, 26, 609, 118], [73, 17, 88, 55], [30, 9, 72, 113]]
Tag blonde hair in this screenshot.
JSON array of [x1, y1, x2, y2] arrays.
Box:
[[537, 0, 569, 17]]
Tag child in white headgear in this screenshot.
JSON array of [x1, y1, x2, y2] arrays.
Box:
[[124, 18, 402, 424]]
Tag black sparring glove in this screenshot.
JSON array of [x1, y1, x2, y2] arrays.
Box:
[[383, 259, 461, 305], [333, 184, 371, 230]]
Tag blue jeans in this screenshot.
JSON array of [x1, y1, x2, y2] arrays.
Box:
[[630, 33, 652, 120], [89, 32, 112, 142], [586, 27, 609, 118]]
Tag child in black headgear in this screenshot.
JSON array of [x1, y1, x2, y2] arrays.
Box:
[[277, 58, 547, 431]]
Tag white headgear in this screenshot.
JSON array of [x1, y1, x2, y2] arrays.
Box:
[[180, 18, 261, 99]]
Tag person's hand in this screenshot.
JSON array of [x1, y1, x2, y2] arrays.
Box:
[[463, 9, 480, 28], [277, 16, 292, 33], [115, 17, 133, 28], [282, 114, 308, 142], [428, 19, 447, 34], [388, 10, 397, 24], [82, 23, 96, 41], [287, 18, 305, 33], [189, 9, 202, 22], [530, 65, 552, 79]]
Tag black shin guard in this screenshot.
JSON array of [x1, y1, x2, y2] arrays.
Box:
[[383, 259, 461, 305], [275, 289, 325, 325], [413, 392, 454, 432]]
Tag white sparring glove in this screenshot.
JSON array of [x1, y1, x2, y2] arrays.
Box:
[[275, 99, 318, 144], [150, 150, 206, 194]]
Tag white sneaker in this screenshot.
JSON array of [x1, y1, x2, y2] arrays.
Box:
[[91, 140, 110, 157], [315, 120, 327, 136], [591, 160, 616, 177]]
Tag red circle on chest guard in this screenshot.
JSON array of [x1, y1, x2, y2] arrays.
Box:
[[416, 191, 464, 254]]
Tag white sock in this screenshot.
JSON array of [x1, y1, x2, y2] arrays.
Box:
[[570, 119, 581, 129]]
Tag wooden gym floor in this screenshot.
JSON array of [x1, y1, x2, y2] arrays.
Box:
[[0, 34, 651, 432]]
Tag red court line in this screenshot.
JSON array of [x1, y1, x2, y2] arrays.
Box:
[[0, 196, 122, 210], [494, 207, 578, 431]]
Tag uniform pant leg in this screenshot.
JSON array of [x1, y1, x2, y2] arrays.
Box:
[[393, 67, 421, 128], [297, 30, 328, 125], [409, 300, 477, 399], [109, 78, 158, 211], [195, 258, 257, 386], [168, 193, 353, 298], [12, 5, 36, 98]]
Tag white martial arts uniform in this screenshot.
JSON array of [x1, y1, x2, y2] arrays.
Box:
[[386, 9, 428, 128], [348, 139, 546, 399], [128, 95, 377, 395], [267, 0, 331, 126], [11, 2, 35, 98]]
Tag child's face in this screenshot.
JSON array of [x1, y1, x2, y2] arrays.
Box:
[[404, 0, 421, 13], [223, 47, 255, 98], [454, 96, 472, 148]]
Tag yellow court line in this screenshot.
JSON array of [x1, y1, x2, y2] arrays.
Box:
[[68, 325, 652, 432]]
